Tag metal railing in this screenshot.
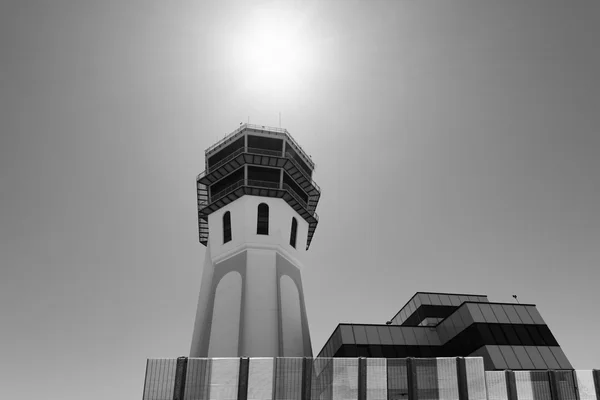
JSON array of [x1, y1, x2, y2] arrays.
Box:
[[204, 123, 315, 170], [198, 147, 320, 193], [204, 124, 247, 155], [284, 152, 320, 192], [246, 179, 280, 189], [205, 180, 246, 206], [246, 147, 282, 157], [203, 147, 246, 177], [202, 146, 281, 177], [198, 178, 318, 221]]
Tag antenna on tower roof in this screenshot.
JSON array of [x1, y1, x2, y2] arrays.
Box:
[[279, 112, 281, 128]]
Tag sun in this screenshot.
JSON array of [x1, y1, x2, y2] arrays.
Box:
[[232, 6, 314, 95]]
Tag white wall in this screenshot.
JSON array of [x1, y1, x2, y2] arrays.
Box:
[[207, 196, 309, 262], [280, 275, 304, 357], [208, 271, 242, 357]]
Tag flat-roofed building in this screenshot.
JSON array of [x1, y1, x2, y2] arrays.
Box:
[[317, 292, 573, 371]]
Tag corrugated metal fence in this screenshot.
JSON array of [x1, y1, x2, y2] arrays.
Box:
[[142, 357, 600, 400]]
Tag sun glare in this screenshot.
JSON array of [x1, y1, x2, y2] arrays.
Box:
[[232, 7, 313, 96]]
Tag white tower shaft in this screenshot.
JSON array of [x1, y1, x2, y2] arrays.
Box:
[[190, 196, 312, 357]]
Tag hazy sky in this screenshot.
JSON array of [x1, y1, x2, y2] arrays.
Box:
[[1, 1, 600, 399]]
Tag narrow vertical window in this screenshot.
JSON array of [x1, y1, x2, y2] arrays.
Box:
[[223, 211, 232, 243], [290, 217, 298, 248], [257, 203, 269, 235]]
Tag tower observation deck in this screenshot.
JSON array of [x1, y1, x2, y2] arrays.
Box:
[[196, 124, 321, 250]]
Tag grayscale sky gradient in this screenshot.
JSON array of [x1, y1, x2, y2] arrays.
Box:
[[1, 1, 599, 399]]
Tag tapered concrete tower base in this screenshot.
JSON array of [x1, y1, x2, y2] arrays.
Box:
[[190, 196, 313, 357]]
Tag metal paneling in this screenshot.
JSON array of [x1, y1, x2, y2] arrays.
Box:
[[312, 358, 333, 400], [274, 358, 303, 400], [402, 327, 418, 346], [464, 358, 487, 400], [524, 306, 546, 325], [443, 315, 458, 340], [436, 358, 459, 400], [144, 359, 178, 400], [424, 327, 441, 346], [537, 347, 561, 370], [413, 358, 438, 400], [331, 329, 343, 356], [377, 326, 394, 345], [458, 295, 470, 304], [389, 327, 406, 345], [429, 294, 443, 306], [448, 295, 462, 306], [414, 295, 422, 308], [438, 294, 452, 306], [465, 303, 486, 323], [387, 359, 408, 400], [184, 358, 211, 400], [419, 293, 431, 305], [413, 328, 431, 346], [353, 326, 369, 345], [498, 346, 523, 370], [553, 370, 578, 400], [485, 371, 509, 400], [511, 346, 535, 370], [247, 358, 273, 400], [407, 301, 415, 317], [437, 322, 450, 345], [209, 358, 240, 400], [450, 308, 466, 334], [523, 347, 547, 370], [146, 357, 600, 400], [514, 371, 552, 400], [502, 305, 523, 324], [457, 305, 474, 327], [531, 371, 554, 399], [486, 346, 509, 370], [366, 359, 387, 400], [477, 304, 499, 323], [332, 358, 359, 400], [490, 304, 511, 324], [514, 306, 534, 324], [550, 347, 574, 369], [365, 326, 381, 345], [575, 370, 598, 400], [400, 308, 407, 324]]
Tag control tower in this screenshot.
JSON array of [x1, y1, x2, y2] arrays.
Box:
[[190, 124, 320, 358]]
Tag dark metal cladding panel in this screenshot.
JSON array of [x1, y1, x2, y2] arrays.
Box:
[[406, 358, 419, 400], [302, 357, 313, 400], [505, 371, 518, 400], [237, 358, 249, 400], [173, 357, 188, 400], [456, 358, 469, 400], [358, 358, 367, 400], [594, 370, 600, 400]]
